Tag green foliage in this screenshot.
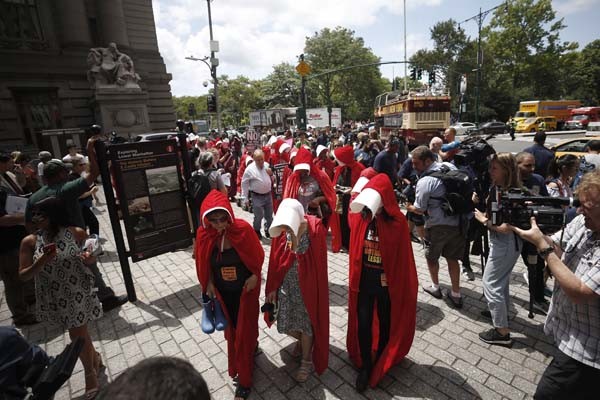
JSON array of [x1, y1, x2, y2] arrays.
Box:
[[303, 27, 387, 120], [261, 63, 301, 108]]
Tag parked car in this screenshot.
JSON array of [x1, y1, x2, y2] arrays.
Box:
[[133, 132, 178, 142], [477, 121, 508, 135], [450, 122, 477, 135], [551, 136, 600, 158], [586, 122, 600, 136]]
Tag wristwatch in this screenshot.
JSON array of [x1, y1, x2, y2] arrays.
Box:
[[538, 246, 554, 259]]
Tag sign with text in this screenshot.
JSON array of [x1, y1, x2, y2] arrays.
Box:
[[272, 162, 288, 200], [245, 128, 260, 153], [109, 140, 192, 262]]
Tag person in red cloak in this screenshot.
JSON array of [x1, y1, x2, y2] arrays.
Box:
[[219, 142, 238, 201], [346, 173, 418, 392], [236, 152, 252, 197], [270, 140, 292, 212], [282, 146, 335, 226], [264, 198, 329, 383], [194, 190, 264, 400], [330, 145, 365, 252], [313, 144, 335, 181]]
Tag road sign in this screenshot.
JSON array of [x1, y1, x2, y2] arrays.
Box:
[[296, 60, 311, 76]]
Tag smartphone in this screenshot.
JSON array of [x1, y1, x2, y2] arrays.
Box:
[[43, 243, 56, 254]]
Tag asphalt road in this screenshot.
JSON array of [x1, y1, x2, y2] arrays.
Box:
[[459, 131, 591, 154]]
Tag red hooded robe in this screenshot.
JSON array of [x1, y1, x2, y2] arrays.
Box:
[[270, 140, 292, 212], [265, 215, 329, 375], [195, 190, 265, 388], [346, 174, 418, 388], [282, 147, 335, 226], [330, 145, 365, 252]]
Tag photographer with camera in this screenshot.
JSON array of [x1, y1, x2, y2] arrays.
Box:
[[511, 170, 600, 399], [398, 156, 425, 244], [516, 152, 550, 314], [406, 146, 465, 308], [473, 153, 523, 345]]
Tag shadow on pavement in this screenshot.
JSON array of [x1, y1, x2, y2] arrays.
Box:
[[416, 301, 445, 331]]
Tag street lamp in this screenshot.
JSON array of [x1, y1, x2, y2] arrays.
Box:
[[185, 0, 221, 131]]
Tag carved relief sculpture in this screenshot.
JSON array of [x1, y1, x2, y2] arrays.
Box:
[[87, 42, 141, 88]]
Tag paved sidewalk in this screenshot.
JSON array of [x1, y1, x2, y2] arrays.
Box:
[[0, 193, 555, 399]]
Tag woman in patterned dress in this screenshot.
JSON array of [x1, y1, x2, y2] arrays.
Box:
[[264, 199, 329, 382], [19, 197, 103, 399]]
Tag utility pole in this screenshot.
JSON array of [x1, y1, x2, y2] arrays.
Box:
[[458, 2, 506, 126], [403, 0, 407, 91], [206, 0, 221, 132]]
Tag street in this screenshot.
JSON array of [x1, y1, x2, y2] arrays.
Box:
[[1, 188, 555, 400]]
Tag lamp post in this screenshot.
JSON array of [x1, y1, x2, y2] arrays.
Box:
[[458, 2, 506, 126], [185, 0, 221, 132]]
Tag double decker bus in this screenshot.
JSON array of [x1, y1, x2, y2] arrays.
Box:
[[374, 90, 451, 146]]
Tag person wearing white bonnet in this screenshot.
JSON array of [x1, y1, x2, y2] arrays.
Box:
[[346, 173, 418, 393], [314, 144, 335, 181], [264, 198, 330, 383]]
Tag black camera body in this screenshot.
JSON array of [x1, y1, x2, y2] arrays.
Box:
[[453, 136, 496, 173], [491, 190, 579, 234]]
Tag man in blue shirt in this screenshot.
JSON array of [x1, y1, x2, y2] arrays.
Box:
[[523, 131, 554, 177], [373, 138, 399, 185]]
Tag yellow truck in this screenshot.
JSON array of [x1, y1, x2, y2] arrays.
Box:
[[513, 100, 581, 129]]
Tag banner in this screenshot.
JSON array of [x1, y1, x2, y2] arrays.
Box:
[[272, 162, 288, 200], [245, 128, 260, 153], [109, 140, 192, 261]]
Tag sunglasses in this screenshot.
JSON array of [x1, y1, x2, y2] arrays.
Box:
[[207, 215, 229, 224]]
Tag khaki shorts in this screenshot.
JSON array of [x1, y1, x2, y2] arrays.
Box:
[[425, 225, 465, 262]]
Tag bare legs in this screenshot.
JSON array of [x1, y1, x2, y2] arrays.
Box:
[[287, 331, 313, 382], [68, 324, 99, 396], [426, 258, 461, 294]]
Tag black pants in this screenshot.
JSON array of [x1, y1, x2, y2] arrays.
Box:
[[535, 350, 600, 399], [357, 288, 391, 371], [521, 242, 545, 302], [220, 289, 242, 329], [81, 205, 99, 236], [340, 194, 351, 249]]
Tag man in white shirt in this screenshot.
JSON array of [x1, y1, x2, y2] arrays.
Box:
[[241, 149, 273, 239]]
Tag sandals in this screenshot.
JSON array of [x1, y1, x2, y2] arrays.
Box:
[[84, 370, 99, 400], [295, 360, 313, 383], [234, 385, 251, 399]]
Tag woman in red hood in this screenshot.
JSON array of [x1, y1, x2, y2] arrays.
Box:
[[283, 146, 336, 227], [264, 198, 329, 383], [346, 173, 418, 392], [194, 190, 264, 400], [270, 139, 292, 212], [330, 145, 365, 252]]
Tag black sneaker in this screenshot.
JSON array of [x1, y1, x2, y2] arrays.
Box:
[[355, 369, 370, 393], [423, 285, 443, 299], [101, 294, 128, 312], [264, 230, 270, 239], [462, 267, 475, 281], [445, 291, 463, 309], [254, 230, 263, 239], [479, 328, 512, 346]]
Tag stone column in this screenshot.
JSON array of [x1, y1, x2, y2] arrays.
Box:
[[54, 0, 92, 47], [96, 0, 130, 48]]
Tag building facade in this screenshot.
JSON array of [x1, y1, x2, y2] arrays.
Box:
[[0, 0, 175, 154]]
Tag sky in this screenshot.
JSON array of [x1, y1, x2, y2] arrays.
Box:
[[151, 0, 600, 97]]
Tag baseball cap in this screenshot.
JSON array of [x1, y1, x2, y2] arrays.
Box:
[[43, 159, 72, 177]]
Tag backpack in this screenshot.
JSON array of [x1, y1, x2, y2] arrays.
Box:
[[187, 168, 215, 209], [423, 165, 473, 216]]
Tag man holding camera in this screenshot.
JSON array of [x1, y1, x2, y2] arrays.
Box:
[[406, 146, 464, 308], [512, 170, 600, 398]]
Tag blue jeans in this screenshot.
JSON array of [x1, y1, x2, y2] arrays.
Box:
[[482, 231, 522, 328]]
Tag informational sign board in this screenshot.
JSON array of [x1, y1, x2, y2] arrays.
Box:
[[272, 162, 288, 200], [245, 128, 260, 153], [109, 140, 192, 262], [307, 107, 342, 128]]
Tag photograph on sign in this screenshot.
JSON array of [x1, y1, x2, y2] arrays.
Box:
[[110, 140, 192, 261]]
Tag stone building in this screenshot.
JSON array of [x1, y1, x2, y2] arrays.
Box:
[[0, 0, 175, 155]]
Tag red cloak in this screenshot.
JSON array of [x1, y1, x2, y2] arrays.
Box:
[[282, 163, 336, 227], [195, 190, 265, 388], [264, 215, 329, 375], [314, 156, 335, 181], [346, 174, 418, 387], [330, 158, 365, 252]]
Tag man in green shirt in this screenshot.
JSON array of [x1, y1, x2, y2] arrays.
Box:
[[25, 135, 127, 312]]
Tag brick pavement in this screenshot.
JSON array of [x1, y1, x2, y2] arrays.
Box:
[[0, 191, 556, 399]]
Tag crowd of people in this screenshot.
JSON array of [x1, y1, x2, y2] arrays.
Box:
[[1, 121, 599, 399]]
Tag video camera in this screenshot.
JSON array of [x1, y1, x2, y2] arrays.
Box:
[[491, 189, 580, 234], [453, 134, 496, 172]]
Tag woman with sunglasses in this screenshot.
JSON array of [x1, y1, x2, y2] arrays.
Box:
[[19, 197, 103, 399], [194, 190, 264, 400]]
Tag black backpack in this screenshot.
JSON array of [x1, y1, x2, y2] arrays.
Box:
[[423, 165, 473, 216], [187, 168, 215, 209]]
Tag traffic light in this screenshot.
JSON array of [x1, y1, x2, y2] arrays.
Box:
[[296, 107, 307, 130], [428, 70, 436, 85], [417, 68, 423, 80], [410, 67, 416, 81], [207, 95, 216, 113]]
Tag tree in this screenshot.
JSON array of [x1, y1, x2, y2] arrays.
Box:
[[218, 75, 264, 127], [304, 27, 387, 120], [261, 63, 301, 108]]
